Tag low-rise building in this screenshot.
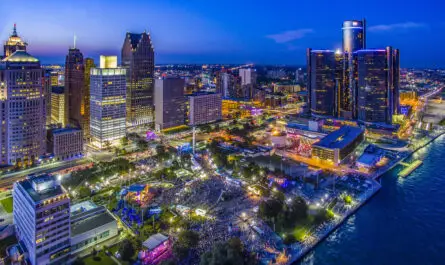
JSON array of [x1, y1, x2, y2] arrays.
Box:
[[47, 127, 83, 160], [139, 233, 172, 265], [311, 126, 364, 165], [70, 201, 118, 254]]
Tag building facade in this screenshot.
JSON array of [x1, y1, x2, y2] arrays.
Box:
[[154, 77, 185, 131], [307, 49, 343, 117], [3, 24, 27, 58], [122, 32, 155, 127], [0, 51, 46, 166], [83, 58, 95, 140], [51, 87, 67, 127], [189, 92, 222, 126], [239, 68, 257, 86], [357, 48, 400, 124], [47, 128, 83, 160], [13, 174, 71, 265], [64, 48, 85, 129], [90, 56, 126, 149]]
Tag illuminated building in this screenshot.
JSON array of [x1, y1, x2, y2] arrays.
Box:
[[216, 71, 234, 98], [307, 49, 343, 117], [83, 58, 95, 140], [312, 125, 364, 165], [357, 48, 400, 124], [122, 32, 155, 127], [0, 51, 46, 166], [342, 20, 366, 53], [239, 68, 257, 86], [43, 71, 52, 126], [47, 127, 83, 160], [154, 77, 186, 131], [3, 24, 27, 58], [140, 233, 172, 265], [64, 47, 85, 130], [222, 99, 262, 119], [13, 174, 71, 265], [51, 87, 67, 127], [189, 92, 222, 126], [90, 56, 126, 149]]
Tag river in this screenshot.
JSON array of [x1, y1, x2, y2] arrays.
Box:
[[298, 134, 445, 265]]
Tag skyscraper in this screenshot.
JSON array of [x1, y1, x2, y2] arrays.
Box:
[[13, 174, 71, 265], [90, 56, 126, 149], [357, 47, 400, 124], [83, 58, 95, 140], [239, 68, 257, 86], [307, 49, 343, 117], [122, 32, 155, 128], [342, 20, 366, 53], [3, 24, 27, 58], [154, 77, 186, 131], [189, 92, 222, 126], [0, 51, 46, 166], [51, 86, 67, 127], [64, 47, 85, 130]]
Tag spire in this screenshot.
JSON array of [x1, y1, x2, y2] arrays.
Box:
[[74, 34, 77, 49], [12, 23, 17, 37]]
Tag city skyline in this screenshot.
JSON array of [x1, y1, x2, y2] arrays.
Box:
[[0, 0, 444, 67]]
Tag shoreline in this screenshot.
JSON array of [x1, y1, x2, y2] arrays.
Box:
[[285, 130, 445, 265]]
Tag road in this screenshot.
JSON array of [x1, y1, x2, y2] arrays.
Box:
[[0, 158, 89, 188]]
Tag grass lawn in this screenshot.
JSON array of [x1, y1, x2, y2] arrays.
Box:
[[0, 197, 13, 213], [82, 253, 116, 265]]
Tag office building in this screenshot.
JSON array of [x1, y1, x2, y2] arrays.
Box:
[[312, 126, 364, 165], [189, 92, 222, 126], [64, 48, 85, 129], [216, 71, 233, 98], [3, 24, 27, 58], [0, 51, 46, 166], [154, 77, 186, 131], [307, 49, 343, 117], [83, 58, 95, 140], [13, 174, 71, 265], [51, 87, 67, 127], [44, 71, 52, 126], [342, 20, 366, 53], [70, 201, 118, 254], [122, 32, 155, 127], [239, 68, 257, 86], [90, 56, 126, 149], [357, 47, 400, 124], [47, 127, 83, 160]]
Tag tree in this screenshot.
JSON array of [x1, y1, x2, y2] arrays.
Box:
[[178, 230, 199, 249], [121, 136, 129, 147], [258, 198, 283, 220], [119, 239, 135, 261], [78, 186, 91, 198]]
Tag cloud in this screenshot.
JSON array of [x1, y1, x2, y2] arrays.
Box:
[[266, 29, 313, 43], [368, 22, 427, 32]]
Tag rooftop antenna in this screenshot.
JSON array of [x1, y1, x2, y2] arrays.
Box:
[[12, 23, 17, 37], [73, 34, 77, 49]]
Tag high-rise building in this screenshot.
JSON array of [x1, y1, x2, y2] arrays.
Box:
[[13, 174, 71, 265], [189, 92, 222, 126], [122, 32, 155, 127], [307, 49, 343, 117], [47, 127, 83, 160], [90, 56, 126, 149], [51, 86, 67, 127], [154, 77, 185, 131], [216, 71, 233, 98], [64, 48, 85, 130], [83, 58, 95, 140], [342, 20, 366, 53], [0, 51, 46, 166], [3, 24, 27, 58], [357, 47, 400, 124], [43, 71, 52, 126], [239, 68, 257, 86]]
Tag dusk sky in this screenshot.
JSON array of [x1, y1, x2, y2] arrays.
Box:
[[0, 0, 444, 67]]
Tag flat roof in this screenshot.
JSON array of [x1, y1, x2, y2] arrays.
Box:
[[50, 127, 82, 135], [71, 209, 116, 236], [143, 233, 169, 251], [313, 126, 364, 150], [18, 175, 65, 202]]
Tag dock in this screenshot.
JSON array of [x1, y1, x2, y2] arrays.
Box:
[[398, 160, 423, 178]]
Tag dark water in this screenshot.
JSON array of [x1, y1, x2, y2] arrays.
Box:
[[298, 135, 445, 265]]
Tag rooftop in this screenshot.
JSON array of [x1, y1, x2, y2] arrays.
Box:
[[18, 174, 65, 203], [143, 233, 169, 251], [71, 207, 116, 236], [50, 127, 82, 135], [313, 125, 364, 149], [2, 50, 38, 63]]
